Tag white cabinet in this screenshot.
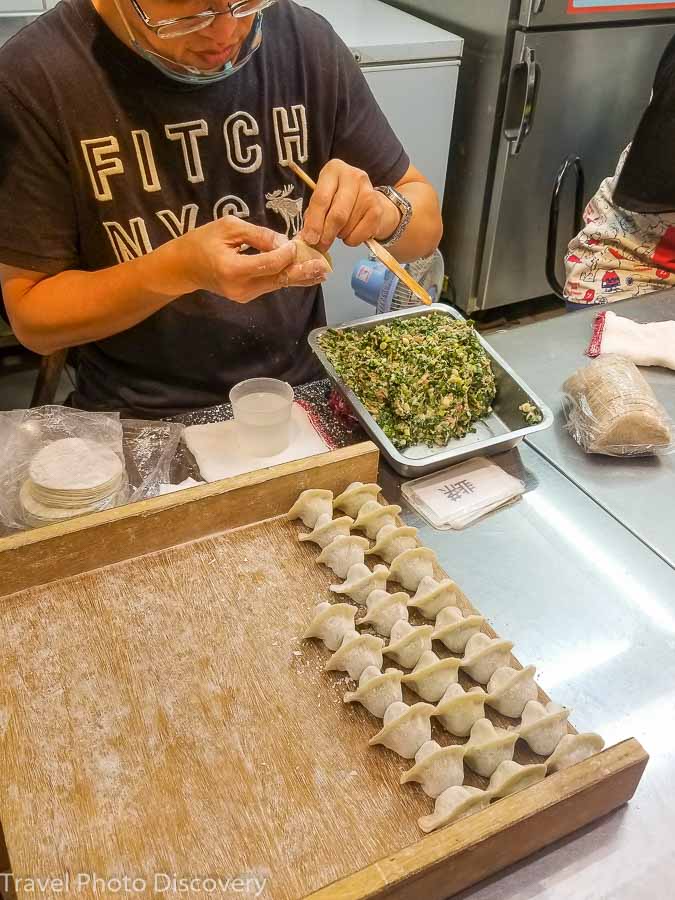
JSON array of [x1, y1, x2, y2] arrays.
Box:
[[0, 0, 44, 15]]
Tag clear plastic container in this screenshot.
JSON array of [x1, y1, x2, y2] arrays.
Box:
[[230, 378, 294, 457]]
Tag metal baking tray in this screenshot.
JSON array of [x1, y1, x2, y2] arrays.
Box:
[[309, 304, 553, 477]]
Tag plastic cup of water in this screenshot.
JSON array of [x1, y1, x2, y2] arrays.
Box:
[[230, 378, 294, 457]]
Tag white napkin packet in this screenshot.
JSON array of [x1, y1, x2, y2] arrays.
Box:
[[401, 457, 525, 530], [183, 404, 328, 483]]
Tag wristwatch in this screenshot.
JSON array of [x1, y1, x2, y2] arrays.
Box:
[[375, 185, 413, 248]]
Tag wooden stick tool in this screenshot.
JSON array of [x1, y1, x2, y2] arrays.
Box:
[[286, 159, 433, 307]]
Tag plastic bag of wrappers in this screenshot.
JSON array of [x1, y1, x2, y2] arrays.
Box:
[[0, 406, 183, 531], [562, 355, 672, 457]]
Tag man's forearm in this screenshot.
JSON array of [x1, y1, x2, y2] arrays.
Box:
[[380, 180, 443, 263], [6, 240, 190, 356]]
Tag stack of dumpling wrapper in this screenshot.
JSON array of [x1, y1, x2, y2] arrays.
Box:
[[20, 437, 125, 526], [563, 354, 672, 456]]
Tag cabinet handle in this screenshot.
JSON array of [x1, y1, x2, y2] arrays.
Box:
[[532, 0, 546, 15], [504, 47, 540, 157], [546, 155, 585, 299]]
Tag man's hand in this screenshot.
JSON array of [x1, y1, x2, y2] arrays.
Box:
[[301, 159, 400, 254], [162, 216, 329, 304]]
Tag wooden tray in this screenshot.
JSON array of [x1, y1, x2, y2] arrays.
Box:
[[0, 443, 647, 900]]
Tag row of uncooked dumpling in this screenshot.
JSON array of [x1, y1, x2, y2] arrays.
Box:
[[288, 484, 605, 833]]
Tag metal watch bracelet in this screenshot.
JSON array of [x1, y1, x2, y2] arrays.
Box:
[[375, 185, 413, 248]]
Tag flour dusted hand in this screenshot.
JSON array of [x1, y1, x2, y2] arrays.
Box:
[[161, 216, 329, 303]]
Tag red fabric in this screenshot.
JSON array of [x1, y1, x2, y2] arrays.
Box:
[[295, 398, 339, 450], [587, 311, 607, 358], [328, 389, 360, 432], [652, 226, 675, 270]]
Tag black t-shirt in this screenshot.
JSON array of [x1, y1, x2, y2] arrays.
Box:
[[0, 0, 409, 415], [614, 34, 675, 214]]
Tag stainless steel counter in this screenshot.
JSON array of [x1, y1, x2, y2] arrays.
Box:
[[381, 444, 675, 900], [486, 294, 675, 569]]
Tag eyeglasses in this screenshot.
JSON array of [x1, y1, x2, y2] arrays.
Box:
[[129, 0, 277, 38]]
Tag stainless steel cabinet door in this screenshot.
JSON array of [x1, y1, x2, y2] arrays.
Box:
[[520, 0, 675, 27], [476, 22, 675, 311]]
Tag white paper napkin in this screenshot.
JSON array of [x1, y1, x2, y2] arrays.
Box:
[[183, 404, 328, 483], [588, 310, 675, 370], [401, 457, 525, 530]]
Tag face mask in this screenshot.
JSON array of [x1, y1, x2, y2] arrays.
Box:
[[118, 6, 265, 85]]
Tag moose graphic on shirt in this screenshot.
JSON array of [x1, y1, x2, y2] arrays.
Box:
[[265, 185, 304, 237]]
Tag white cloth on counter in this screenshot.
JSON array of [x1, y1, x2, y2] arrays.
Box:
[[588, 310, 675, 370], [159, 477, 205, 495], [183, 403, 328, 483]]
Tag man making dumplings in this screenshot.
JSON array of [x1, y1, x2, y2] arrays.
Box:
[[0, 0, 442, 416]]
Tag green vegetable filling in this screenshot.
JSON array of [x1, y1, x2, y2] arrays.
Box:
[[319, 313, 497, 450], [519, 402, 543, 426]]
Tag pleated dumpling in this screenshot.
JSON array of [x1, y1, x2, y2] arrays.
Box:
[[432, 606, 485, 654], [299, 513, 353, 549], [517, 701, 571, 756], [463, 718, 518, 778], [359, 590, 409, 637], [287, 489, 333, 528], [317, 536, 369, 578], [383, 620, 434, 669], [330, 563, 389, 605], [303, 601, 357, 651], [486, 665, 538, 718], [400, 740, 465, 798], [344, 665, 403, 718], [461, 633, 514, 684], [389, 547, 437, 591], [434, 683, 487, 737], [487, 760, 547, 799], [400, 650, 461, 702], [367, 524, 419, 564], [353, 501, 402, 539], [368, 700, 434, 759], [546, 733, 605, 774], [325, 629, 384, 680], [409, 576, 460, 620], [334, 482, 381, 517], [418, 785, 491, 834]]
